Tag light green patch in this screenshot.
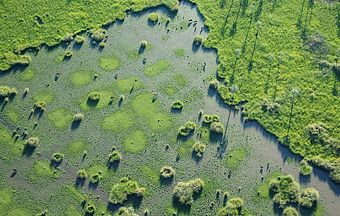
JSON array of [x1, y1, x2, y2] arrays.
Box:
[[123, 130, 147, 153], [131, 93, 172, 132], [313, 204, 325, 216], [177, 139, 195, 156], [18, 69, 34, 81], [33, 91, 54, 103], [99, 55, 120, 71], [225, 147, 247, 170], [144, 59, 171, 77], [64, 185, 84, 202], [173, 73, 187, 87], [47, 108, 73, 129], [80, 90, 116, 110], [174, 48, 185, 58], [141, 166, 159, 185], [7, 209, 29, 216], [70, 70, 93, 86], [256, 171, 283, 199], [161, 84, 177, 96], [102, 111, 133, 133], [127, 50, 139, 61], [32, 160, 60, 179], [0, 126, 22, 157], [67, 140, 87, 159], [0, 188, 13, 208], [4, 109, 19, 124], [66, 206, 82, 216], [87, 164, 108, 177], [114, 76, 143, 94]]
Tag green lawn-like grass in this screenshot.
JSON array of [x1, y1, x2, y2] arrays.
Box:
[[70, 70, 93, 86], [33, 91, 54, 104], [256, 171, 283, 199], [114, 76, 143, 94], [102, 111, 133, 133], [225, 147, 248, 170], [99, 55, 120, 71], [32, 160, 60, 179], [67, 140, 87, 159], [123, 130, 147, 153], [144, 59, 171, 77], [80, 90, 116, 110], [18, 69, 35, 81], [48, 108, 73, 129]]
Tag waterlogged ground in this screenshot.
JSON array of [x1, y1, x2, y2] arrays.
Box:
[[0, 2, 339, 216]]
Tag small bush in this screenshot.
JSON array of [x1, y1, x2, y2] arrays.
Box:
[[116, 207, 138, 216], [35, 101, 46, 110], [269, 175, 300, 208], [51, 152, 64, 164], [148, 13, 159, 23], [77, 169, 88, 179], [109, 177, 145, 205], [178, 121, 196, 136], [210, 122, 224, 134], [193, 36, 203, 46], [73, 113, 84, 122], [108, 150, 122, 164], [74, 35, 85, 44], [26, 137, 39, 148], [283, 207, 299, 216], [99, 41, 106, 48], [88, 92, 101, 102], [171, 100, 184, 109], [299, 160, 312, 176], [92, 28, 106, 42], [217, 197, 244, 216], [209, 79, 219, 89], [192, 142, 206, 157], [298, 188, 319, 208], [86, 204, 96, 215], [173, 178, 204, 205], [64, 50, 73, 58], [90, 173, 102, 184], [160, 166, 175, 179], [140, 40, 148, 49], [0, 86, 17, 98], [203, 114, 220, 124]]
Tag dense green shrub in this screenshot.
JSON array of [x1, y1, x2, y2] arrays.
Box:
[[217, 197, 244, 216], [88, 92, 101, 101], [25, 137, 39, 148], [34, 101, 46, 110], [283, 207, 299, 216], [109, 177, 145, 205], [171, 100, 184, 109], [64, 50, 73, 58], [178, 121, 196, 136], [108, 150, 122, 164], [77, 169, 88, 180], [115, 207, 139, 216], [192, 142, 206, 157], [74, 35, 85, 44], [73, 113, 84, 122], [140, 40, 148, 49], [261, 98, 280, 114], [299, 160, 313, 176], [90, 173, 102, 184], [209, 79, 219, 89], [92, 28, 106, 42], [298, 188, 319, 208], [269, 175, 300, 207], [0, 86, 17, 98], [210, 122, 224, 134], [173, 178, 204, 205], [86, 204, 96, 215], [160, 166, 175, 179], [51, 152, 64, 164], [148, 13, 159, 23], [203, 114, 220, 124]]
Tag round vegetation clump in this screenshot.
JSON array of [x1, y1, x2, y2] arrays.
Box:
[[90, 173, 102, 184], [178, 121, 196, 137], [91, 28, 106, 42], [148, 13, 159, 23], [171, 100, 184, 109], [218, 197, 244, 215], [34, 101, 46, 110], [298, 187, 319, 208], [140, 40, 148, 49], [173, 178, 204, 205], [283, 207, 299, 216], [77, 169, 88, 180], [210, 122, 224, 134], [203, 114, 220, 124], [74, 35, 85, 44], [193, 36, 203, 46], [116, 207, 138, 216], [26, 137, 39, 148], [73, 113, 84, 122], [86, 204, 96, 215], [64, 50, 73, 58], [269, 175, 301, 208], [99, 41, 106, 48], [51, 152, 64, 164], [108, 150, 122, 164], [88, 92, 101, 102], [209, 79, 219, 89], [299, 159, 313, 176], [0, 86, 17, 98], [192, 142, 206, 157], [109, 177, 145, 205], [160, 166, 175, 179]]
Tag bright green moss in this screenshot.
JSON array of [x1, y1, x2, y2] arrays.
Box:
[[99, 55, 120, 71], [18, 69, 35, 81], [102, 111, 133, 133], [48, 108, 73, 129], [70, 70, 92, 86], [144, 59, 171, 77], [123, 130, 147, 153], [225, 147, 247, 170]]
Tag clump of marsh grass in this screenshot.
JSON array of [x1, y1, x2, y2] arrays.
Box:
[[178, 121, 196, 137], [77, 169, 88, 180], [148, 13, 159, 23], [73, 113, 84, 122], [51, 152, 64, 165], [210, 122, 224, 134], [192, 142, 206, 157], [92, 28, 106, 42], [171, 100, 184, 110], [193, 36, 203, 46], [160, 166, 175, 179], [25, 137, 39, 148], [75, 35, 85, 44], [173, 178, 204, 205]]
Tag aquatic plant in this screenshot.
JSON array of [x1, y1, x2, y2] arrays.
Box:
[[193, 36, 203, 46], [298, 187, 319, 208], [88, 92, 101, 101], [109, 177, 145, 205], [86, 204, 96, 215], [217, 197, 245, 216], [116, 207, 139, 216], [173, 178, 204, 205], [64, 50, 73, 58], [210, 122, 224, 134], [209, 79, 219, 89], [74, 35, 85, 44], [192, 142, 206, 157], [178, 121, 196, 136], [90, 173, 102, 184], [160, 166, 175, 179], [73, 113, 84, 122], [34, 101, 46, 110], [269, 175, 301, 208], [140, 40, 148, 49]]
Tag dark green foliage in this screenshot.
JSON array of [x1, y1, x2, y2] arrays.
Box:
[[210, 122, 224, 134], [0, 86, 17, 98], [160, 166, 175, 179], [25, 137, 39, 148], [283, 207, 299, 216], [171, 100, 184, 109], [298, 188, 319, 208], [192, 142, 206, 157], [92, 28, 106, 42], [178, 121, 196, 136], [109, 177, 145, 205], [173, 178, 204, 205], [269, 175, 300, 208], [202, 114, 220, 124], [51, 152, 64, 164], [64, 50, 73, 58], [299, 160, 312, 176], [108, 150, 122, 164], [77, 169, 88, 180], [148, 13, 159, 23]]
